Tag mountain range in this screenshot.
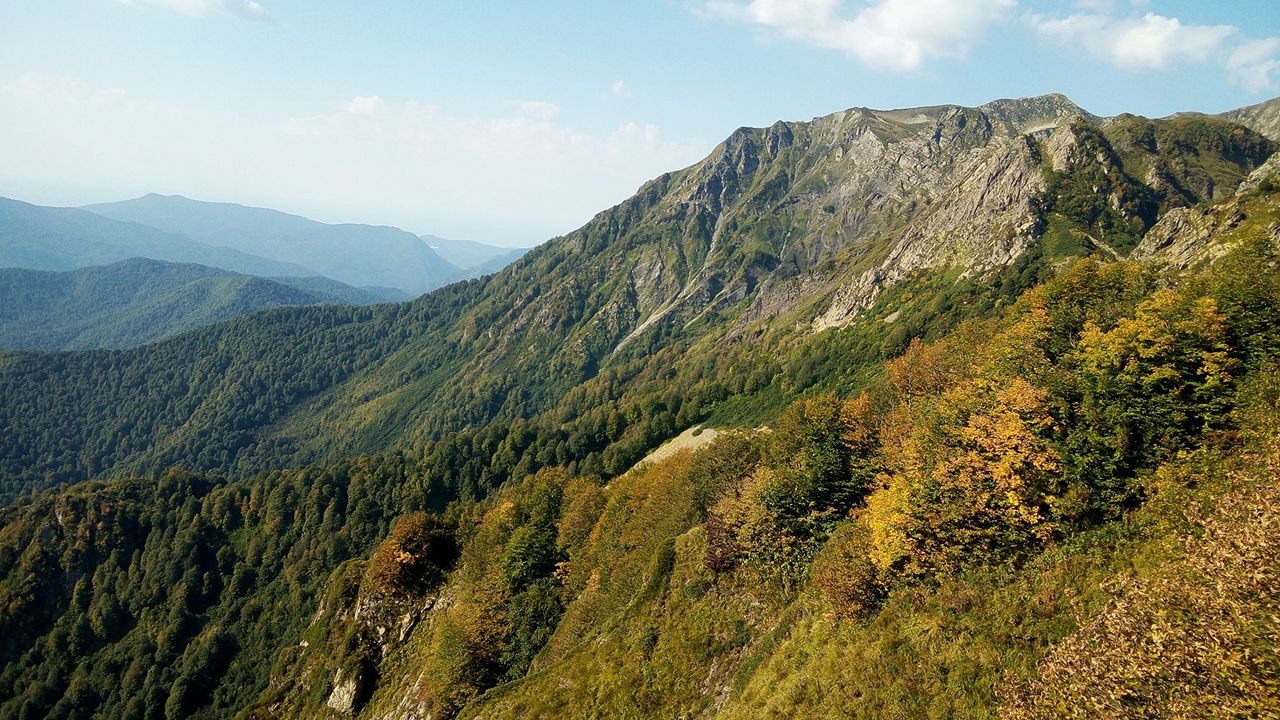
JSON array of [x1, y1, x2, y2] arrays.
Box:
[[3, 92, 1273, 498], [85, 194, 484, 295], [423, 234, 530, 274], [0, 196, 313, 278], [0, 194, 530, 349], [1, 93, 1279, 720]]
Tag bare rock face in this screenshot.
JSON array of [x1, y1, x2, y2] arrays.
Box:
[[327, 669, 360, 715], [244, 519, 455, 720], [1238, 153, 1280, 194], [1133, 204, 1249, 270], [815, 132, 1048, 328]]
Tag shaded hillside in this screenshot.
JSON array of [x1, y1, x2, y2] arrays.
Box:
[[0, 198, 311, 277], [86, 195, 460, 295], [0, 95, 1273, 503], [0, 259, 402, 351]]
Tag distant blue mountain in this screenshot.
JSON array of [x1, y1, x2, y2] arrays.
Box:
[[86, 194, 461, 295], [0, 196, 312, 277]]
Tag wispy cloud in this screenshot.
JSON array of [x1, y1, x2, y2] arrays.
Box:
[[113, 0, 267, 20], [272, 95, 702, 237], [1032, 11, 1233, 72], [1228, 38, 1280, 94], [510, 100, 561, 120], [698, 0, 1015, 72], [2, 73, 704, 242], [1030, 6, 1280, 93], [282, 96, 690, 170], [8, 72, 186, 118]]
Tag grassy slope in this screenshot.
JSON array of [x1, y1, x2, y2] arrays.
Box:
[[454, 445, 1271, 720]]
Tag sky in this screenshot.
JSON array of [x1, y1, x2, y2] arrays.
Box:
[[2, 1, 1279, 247]]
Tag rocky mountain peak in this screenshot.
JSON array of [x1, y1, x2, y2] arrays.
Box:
[[532, 93, 1273, 351], [978, 93, 1099, 132]]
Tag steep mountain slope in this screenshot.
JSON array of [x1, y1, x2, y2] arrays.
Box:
[[0, 197, 312, 277], [0, 95, 1273, 504], [0, 259, 401, 351], [85, 195, 460, 295], [235, 177, 1280, 720], [1219, 96, 1280, 141]]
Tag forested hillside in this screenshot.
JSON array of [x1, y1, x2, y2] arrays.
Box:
[[2, 192, 1277, 718], [0, 259, 403, 351], [0, 97, 1273, 504]]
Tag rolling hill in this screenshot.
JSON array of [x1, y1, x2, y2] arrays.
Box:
[[0, 258, 405, 351]]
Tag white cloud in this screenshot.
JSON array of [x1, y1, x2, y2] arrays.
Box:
[[610, 80, 630, 97], [9, 72, 185, 118], [1071, 0, 1148, 13], [344, 95, 386, 115], [700, 0, 1015, 72], [1032, 12, 1233, 72], [511, 100, 561, 120], [272, 96, 702, 240], [113, 0, 266, 20], [1228, 38, 1280, 93]]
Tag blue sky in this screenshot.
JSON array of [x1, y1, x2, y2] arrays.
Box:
[[2, 1, 1278, 246]]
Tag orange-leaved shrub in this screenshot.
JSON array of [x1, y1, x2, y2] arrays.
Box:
[[810, 519, 882, 619], [363, 512, 456, 596]]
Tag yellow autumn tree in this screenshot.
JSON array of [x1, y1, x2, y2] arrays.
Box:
[[866, 377, 1060, 580]]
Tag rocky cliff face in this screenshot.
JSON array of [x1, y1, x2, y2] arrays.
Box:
[[534, 94, 1271, 341], [1220, 97, 1280, 142]]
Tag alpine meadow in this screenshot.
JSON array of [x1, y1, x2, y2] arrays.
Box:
[[2, 2, 1280, 719]]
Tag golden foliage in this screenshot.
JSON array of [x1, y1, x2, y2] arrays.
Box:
[[867, 378, 1059, 579]]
